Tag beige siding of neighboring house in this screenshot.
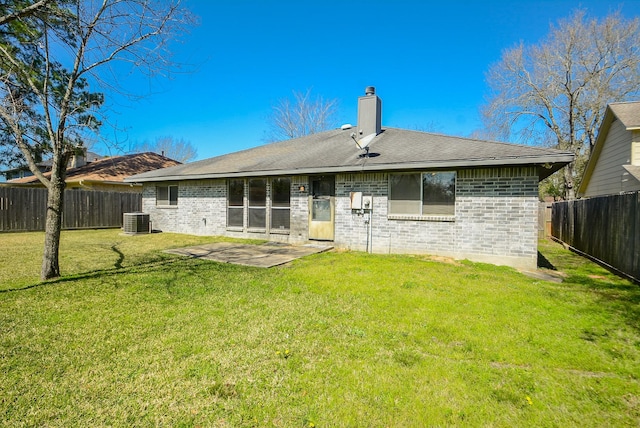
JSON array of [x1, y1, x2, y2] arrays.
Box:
[[583, 119, 632, 197], [632, 130, 640, 166]]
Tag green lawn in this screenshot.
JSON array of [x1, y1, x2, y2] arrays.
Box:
[[1, 230, 639, 427]]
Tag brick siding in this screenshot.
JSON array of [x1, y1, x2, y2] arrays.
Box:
[[141, 167, 539, 269]]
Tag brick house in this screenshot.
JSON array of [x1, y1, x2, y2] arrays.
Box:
[[127, 87, 573, 270]]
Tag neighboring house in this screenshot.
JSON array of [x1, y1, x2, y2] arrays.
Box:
[[1, 150, 105, 181], [10, 152, 180, 193], [578, 101, 640, 197], [126, 87, 573, 270]]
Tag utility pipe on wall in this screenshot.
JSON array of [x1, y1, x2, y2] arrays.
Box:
[[363, 196, 373, 253]]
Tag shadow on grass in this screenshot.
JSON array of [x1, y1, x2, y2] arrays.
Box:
[[111, 244, 125, 269], [537, 251, 556, 270], [566, 274, 640, 299], [561, 273, 640, 336], [0, 255, 253, 294], [539, 239, 640, 334]]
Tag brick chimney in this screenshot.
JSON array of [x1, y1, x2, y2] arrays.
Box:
[[357, 86, 382, 138]]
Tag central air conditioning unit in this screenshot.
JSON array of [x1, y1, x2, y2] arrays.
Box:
[[123, 212, 150, 234]]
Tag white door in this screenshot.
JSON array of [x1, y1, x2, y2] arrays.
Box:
[[308, 176, 335, 241]]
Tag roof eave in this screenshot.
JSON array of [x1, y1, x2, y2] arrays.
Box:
[[125, 154, 574, 183], [70, 179, 142, 186], [0, 182, 41, 187]]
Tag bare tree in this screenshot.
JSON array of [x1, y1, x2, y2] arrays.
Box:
[[0, 1, 193, 279], [136, 136, 197, 163], [411, 121, 443, 134], [482, 10, 640, 199], [266, 89, 339, 142]]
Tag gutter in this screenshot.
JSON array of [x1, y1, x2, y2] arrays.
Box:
[[75, 179, 142, 188], [0, 182, 41, 187]]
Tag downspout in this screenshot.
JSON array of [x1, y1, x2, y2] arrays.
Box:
[[368, 209, 372, 253], [364, 210, 370, 253], [363, 196, 373, 253]]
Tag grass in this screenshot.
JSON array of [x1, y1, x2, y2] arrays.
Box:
[[1, 230, 639, 426]]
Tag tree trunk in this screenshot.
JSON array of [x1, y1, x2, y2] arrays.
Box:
[[563, 162, 576, 200], [41, 175, 65, 280]]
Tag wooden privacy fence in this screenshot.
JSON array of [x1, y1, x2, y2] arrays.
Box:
[[552, 192, 640, 282], [538, 202, 552, 239], [0, 186, 142, 232]]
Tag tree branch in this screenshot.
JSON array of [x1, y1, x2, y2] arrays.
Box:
[[0, 0, 53, 26]]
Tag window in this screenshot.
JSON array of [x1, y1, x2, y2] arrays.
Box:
[[271, 177, 291, 230], [156, 185, 178, 206], [248, 178, 266, 228], [227, 179, 244, 227], [389, 172, 455, 216], [422, 172, 456, 215], [227, 177, 291, 231]]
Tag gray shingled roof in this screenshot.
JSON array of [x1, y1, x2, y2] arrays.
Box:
[[610, 102, 640, 129], [126, 127, 574, 183]]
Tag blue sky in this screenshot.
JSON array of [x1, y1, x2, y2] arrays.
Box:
[[100, 0, 640, 161]]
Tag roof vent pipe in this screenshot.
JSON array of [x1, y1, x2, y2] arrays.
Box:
[[365, 86, 375, 96]]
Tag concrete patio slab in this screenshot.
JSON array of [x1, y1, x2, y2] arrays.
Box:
[[164, 242, 333, 268]]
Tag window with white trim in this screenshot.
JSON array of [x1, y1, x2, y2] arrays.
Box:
[[389, 172, 455, 216], [156, 185, 178, 206]]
